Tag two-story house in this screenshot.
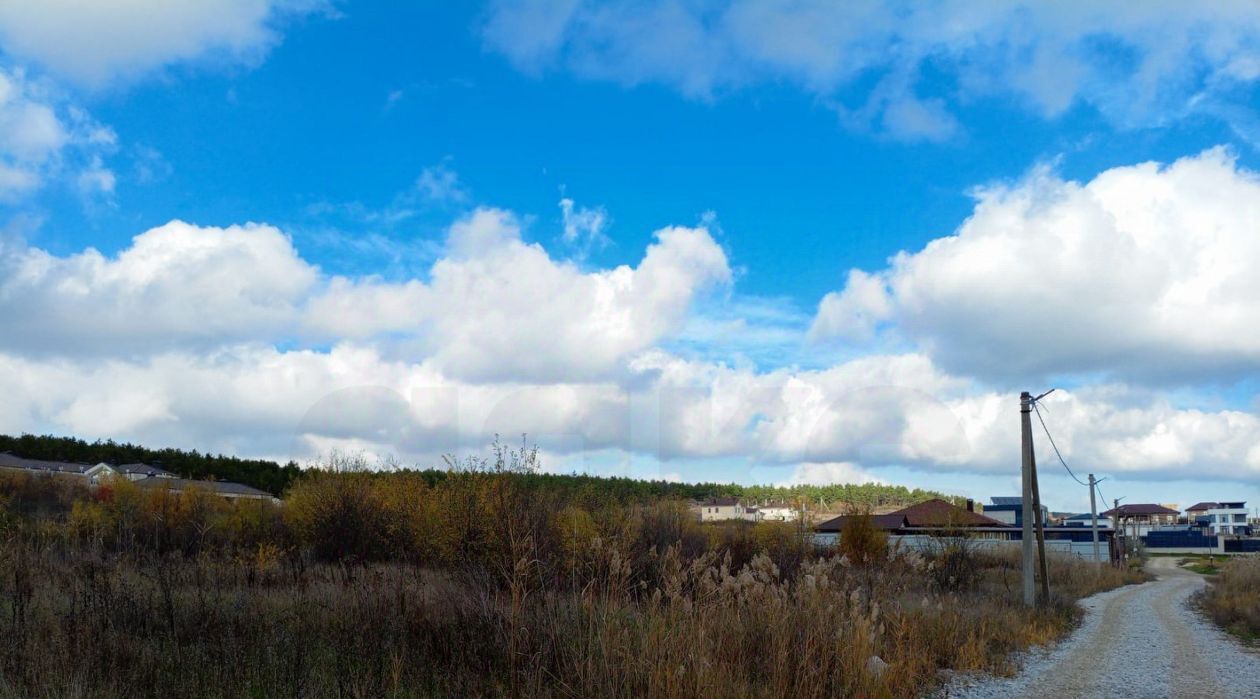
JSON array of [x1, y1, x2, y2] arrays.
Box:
[[1187, 501, 1250, 536]]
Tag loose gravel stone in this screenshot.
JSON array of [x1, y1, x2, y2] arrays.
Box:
[[937, 557, 1260, 699]]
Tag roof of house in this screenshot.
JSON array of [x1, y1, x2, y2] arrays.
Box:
[[0, 452, 98, 474], [814, 499, 1008, 532], [0, 453, 174, 479], [1185, 502, 1219, 512], [116, 463, 174, 478], [813, 513, 907, 532], [897, 499, 1009, 527], [135, 477, 272, 499], [702, 496, 740, 507], [1101, 503, 1179, 517]]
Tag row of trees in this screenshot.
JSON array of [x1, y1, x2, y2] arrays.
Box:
[[0, 442, 820, 588], [1, 433, 956, 507]]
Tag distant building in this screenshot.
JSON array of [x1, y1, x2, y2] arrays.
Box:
[[1102, 503, 1179, 537], [1061, 512, 1114, 529], [0, 452, 175, 484], [699, 497, 759, 522], [1191, 502, 1250, 537], [983, 496, 1049, 527], [814, 498, 1011, 544], [1185, 502, 1217, 521], [0, 452, 275, 503], [135, 477, 278, 503], [757, 502, 800, 522]]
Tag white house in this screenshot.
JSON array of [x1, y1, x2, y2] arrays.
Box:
[[699, 497, 761, 522], [757, 502, 800, 522], [1204, 502, 1249, 536]]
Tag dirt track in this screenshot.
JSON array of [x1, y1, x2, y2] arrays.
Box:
[[942, 557, 1260, 698]]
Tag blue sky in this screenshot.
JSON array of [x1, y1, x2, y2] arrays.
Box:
[[4, 1, 1260, 514]]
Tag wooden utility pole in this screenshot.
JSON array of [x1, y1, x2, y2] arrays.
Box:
[[1030, 446, 1050, 603], [1114, 498, 1123, 563], [1088, 474, 1101, 563], [1020, 392, 1036, 607]]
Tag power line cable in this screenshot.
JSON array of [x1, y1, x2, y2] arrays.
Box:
[[1032, 401, 1090, 486]]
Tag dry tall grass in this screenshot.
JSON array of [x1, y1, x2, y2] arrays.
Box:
[[0, 535, 1143, 697], [1199, 555, 1260, 643], [0, 459, 1146, 698]]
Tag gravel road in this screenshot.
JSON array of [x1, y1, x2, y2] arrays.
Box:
[[940, 557, 1260, 698]]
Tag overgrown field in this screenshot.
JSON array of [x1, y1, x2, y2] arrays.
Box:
[[1198, 555, 1260, 643], [0, 445, 1146, 698]]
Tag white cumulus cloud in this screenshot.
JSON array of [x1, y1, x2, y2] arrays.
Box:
[[0, 220, 318, 354], [813, 148, 1260, 384]]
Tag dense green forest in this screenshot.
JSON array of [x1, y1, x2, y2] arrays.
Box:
[[0, 433, 953, 507]]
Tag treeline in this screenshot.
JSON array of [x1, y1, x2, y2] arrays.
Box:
[[0, 433, 301, 496], [0, 444, 812, 579], [0, 433, 956, 508], [404, 469, 955, 509]]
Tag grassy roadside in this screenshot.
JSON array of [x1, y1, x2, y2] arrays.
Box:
[[1177, 555, 1225, 575], [0, 540, 1147, 699], [1196, 555, 1260, 646]]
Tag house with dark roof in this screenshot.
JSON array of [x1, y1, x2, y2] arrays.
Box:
[[1185, 502, 1218, 521], [1, 453, 177, 481], [0, 452, 276, 503], [1102, 503, 1179, 537], [813, 498, 1012, 545], [136, 477, 278, 503], [814, 499, 1120, 555], [1189, 502, 1250, 537], [698, 496, 758, 522], [0, 452, 174, 485]]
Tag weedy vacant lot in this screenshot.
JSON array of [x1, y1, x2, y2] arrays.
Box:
[[0, 452, 1145, 698]]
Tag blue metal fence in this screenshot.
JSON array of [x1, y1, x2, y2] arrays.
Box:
[[1143, 529, 1217, 549]]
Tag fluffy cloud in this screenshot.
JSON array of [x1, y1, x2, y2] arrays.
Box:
[[483, 1, 1260, 140], [4, 339, 1257, 485], [307, 208, 731, 382], [3, 209, 730, 385], [813, 148, 1260, 384], [0, 0, 331, 87], [3, 200, 1258, 488], [0, 220, 317, 355], [0, 68, 115, 199]]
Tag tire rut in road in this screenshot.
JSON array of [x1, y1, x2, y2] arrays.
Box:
[[1152, 570, 1219, 697], [1027, 581, 1148, 697]]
